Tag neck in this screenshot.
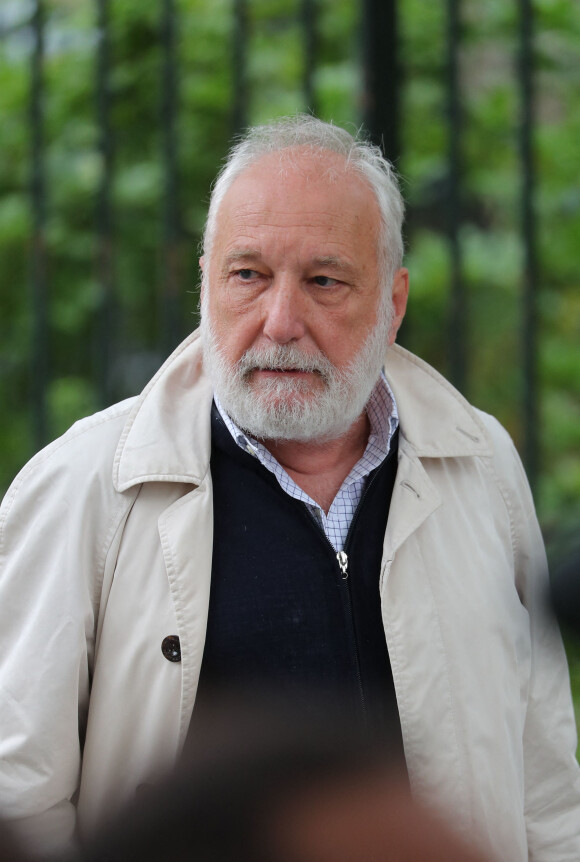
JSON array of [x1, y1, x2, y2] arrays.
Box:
[[262, 412, 370, 513]]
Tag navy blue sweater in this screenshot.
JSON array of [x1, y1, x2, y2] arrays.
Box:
[[196, 404, 403, 754]]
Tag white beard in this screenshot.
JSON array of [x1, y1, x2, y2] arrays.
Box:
[[200, 292, 393, 443]]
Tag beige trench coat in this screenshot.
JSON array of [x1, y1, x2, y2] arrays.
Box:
[[1, 332, 579, 860]]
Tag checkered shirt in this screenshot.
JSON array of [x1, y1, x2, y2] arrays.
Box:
[[214, 373, 399, 552]]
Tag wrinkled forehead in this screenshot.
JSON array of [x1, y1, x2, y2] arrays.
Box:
[[211, 148, 381, 247], [227, 146, 369, 199]]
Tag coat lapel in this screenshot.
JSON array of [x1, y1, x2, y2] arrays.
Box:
[[382, 437, 442, 566]]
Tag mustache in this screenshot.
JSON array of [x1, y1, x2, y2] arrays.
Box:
[[236, 344, 335, 378]]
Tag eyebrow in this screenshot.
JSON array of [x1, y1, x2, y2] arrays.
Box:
[[223, 248, 262, 266], [310, 255, 352, 271], [222, 249, 356, 277]]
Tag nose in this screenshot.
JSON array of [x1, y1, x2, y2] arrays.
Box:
[[261, 278, 307, 344]]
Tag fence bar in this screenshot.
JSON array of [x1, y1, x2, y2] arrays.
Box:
[[29, 0, 48, 446], [95, 0, 115, 404], [517, 0, 538, 491], [301, 0, 317, 115], [361, 0, 400, 164], [160, 0, 181, 356], [446, 0, 466, 392], [232, 0, 248, 135]]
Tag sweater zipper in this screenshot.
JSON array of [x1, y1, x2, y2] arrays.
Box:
[[339, 466, 386, 721], [338, 458, 393, 714], [307, 457, 382, 580], [337, 550, 348, 578], [302, 508, 365, 718], [301, 440, 396, 728], [338, 550, 366, 723], [303, 464, 384, 726]]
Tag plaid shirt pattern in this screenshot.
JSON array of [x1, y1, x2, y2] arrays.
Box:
[[214, 373, 399, 552]]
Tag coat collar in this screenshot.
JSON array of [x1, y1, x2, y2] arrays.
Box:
[[113, 330, 214, 492], [384, 344, 492, 459], [113, 334, 491, 491]]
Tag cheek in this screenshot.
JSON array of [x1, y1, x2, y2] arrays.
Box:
[[210, 280, 263, 323], [313, 315, 370, 366], [210, 310, 261, 363]]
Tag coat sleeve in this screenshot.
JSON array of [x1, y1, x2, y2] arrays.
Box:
[[488, 417, 580, 860], [0, 410, 132, 855]]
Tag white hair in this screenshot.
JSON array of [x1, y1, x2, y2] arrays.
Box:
[[202, 115, 405, 291]]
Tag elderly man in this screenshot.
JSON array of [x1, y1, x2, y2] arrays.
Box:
[[1, 116, 579, 860]]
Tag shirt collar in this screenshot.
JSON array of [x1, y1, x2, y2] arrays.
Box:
[[214, 371, 399, 470]]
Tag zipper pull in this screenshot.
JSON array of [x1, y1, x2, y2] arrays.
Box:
[[336, 550, 349, 580]]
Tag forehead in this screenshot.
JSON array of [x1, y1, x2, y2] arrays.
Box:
[[212, 150, 381, 261]]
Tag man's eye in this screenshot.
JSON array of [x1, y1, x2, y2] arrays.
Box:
[[313, 275, 338, 287], [236, 269, 259, 280]]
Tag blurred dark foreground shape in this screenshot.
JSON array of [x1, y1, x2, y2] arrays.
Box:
[[0, 821, 31, 862], [550, 545, 580, 635], [0, 693, 494, 862], [72, 692, 494, 862]]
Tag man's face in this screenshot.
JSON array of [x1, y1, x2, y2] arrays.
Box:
[[201, 150, 407, 442]]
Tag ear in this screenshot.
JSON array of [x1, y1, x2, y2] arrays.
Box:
[[388, 268, 409, 346]]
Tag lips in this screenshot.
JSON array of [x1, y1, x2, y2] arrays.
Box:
[[237, 345, 334, 382], [261, 367, 311, 372], [253, 367, 319, 376]]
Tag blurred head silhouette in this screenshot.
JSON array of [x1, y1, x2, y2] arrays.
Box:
[[79, 692, 492, 862]]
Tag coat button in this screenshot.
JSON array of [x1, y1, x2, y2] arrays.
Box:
[[161, 635, 181, 662]]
